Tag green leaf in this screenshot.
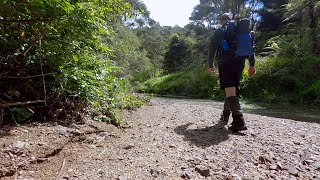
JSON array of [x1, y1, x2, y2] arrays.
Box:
[[72, 55, 79, 62]]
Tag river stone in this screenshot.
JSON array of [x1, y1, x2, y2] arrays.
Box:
[[181, 170, 193, 179], [276, 162, 283, 170], [123, 144, 135, 150], [269, 164, 278, 170], [59, 127, 68, 135], [232, 174, 241, 180], [12, 141, 26, 149], [169, 144, 176, 148], [289, 175, 297, 180], [314, 163, 320, 170], [288, 166, 299, 176], [187, 157, 201, 165], [258, 155, 272, 164], [150, 169, 160, 177], [117, 176, 127, 180], [195, 165, 210, 177]]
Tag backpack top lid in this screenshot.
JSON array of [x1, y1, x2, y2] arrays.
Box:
[[225, 21, 236, 39], [226, 21, 235, 31], [236, 18, 251, 33]]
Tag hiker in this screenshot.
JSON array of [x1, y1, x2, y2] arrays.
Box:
[[208, 13, 256, 131]]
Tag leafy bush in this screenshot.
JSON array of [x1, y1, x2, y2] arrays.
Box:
[[265, 29, 314, 57], [138, 67, 224, 99], [241, 55, 320, 104], [302, 81, 320, 104], [0, 0, 144, 125]]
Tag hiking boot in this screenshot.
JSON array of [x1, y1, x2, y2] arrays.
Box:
[[227, 96, 248, 131], [220, 97, 231, 121], [220, 110, 230, 121], [228, 113, 248, 131]]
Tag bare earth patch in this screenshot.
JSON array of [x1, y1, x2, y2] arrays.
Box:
[[1, 97, 320, 179]]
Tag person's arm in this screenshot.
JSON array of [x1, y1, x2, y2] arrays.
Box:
[[208, 30, 221, 70], [249, 54, 255, 67], [248, 55, 256, 76], [248, 31, 256, 76]]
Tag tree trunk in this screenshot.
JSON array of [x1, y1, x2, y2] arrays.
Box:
[[309, 0, 318, 54], [309, 1, 316, 29]]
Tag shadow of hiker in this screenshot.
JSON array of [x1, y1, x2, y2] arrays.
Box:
[[174, 121, 241, 148]]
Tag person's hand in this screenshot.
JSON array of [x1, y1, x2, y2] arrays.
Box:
[[209, 66, 216, 73], [248, 66, 256, 76]]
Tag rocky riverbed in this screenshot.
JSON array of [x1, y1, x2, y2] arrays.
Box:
[[1, 97, 320, 179]]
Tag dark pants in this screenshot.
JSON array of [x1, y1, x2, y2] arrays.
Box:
[[218, 57, 245, 92]]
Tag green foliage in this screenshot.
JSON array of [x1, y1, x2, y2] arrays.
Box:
[[124, 0, 156, 27], [254, 31, 280, 54], [302, 81, 320, 104], [182, 53, 207, 70], [0, 0, 146, 125], [189, 0, 249, 27], [134, 0, 320, 107], [2, 0, 319, 127], [284, 0, 320, 53], [284, 0, 320, 27], [112, 24, 153, 83], [189, 3, 216, 27], [241, 55, 320, 104], [10, 107, 33, 125], [257, 0, 288, 31], [134, 26, 166, 71], [163, 34, 189, 73], [265, 29, 314, 57], [138, 67, 224, 99]]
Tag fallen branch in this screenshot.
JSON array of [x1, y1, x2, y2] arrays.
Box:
[[1, 100, 46, 107], [0, 72, 57, 79]]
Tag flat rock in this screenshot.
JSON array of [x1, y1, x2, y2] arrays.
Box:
[[12, 141, 26, 149], [288, 166, 299, 176]]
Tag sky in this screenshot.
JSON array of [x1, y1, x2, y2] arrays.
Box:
[[142, 0, 199, 27]]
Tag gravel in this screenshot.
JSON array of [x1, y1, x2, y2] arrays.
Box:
[[1, 97, 320, 179]]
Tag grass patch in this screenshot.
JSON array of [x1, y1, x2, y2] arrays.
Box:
[[138, 67, 224, 99]]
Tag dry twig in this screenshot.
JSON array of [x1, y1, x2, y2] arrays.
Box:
[[55, 159, 66, 180]]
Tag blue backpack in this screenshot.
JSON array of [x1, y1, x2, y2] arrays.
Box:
[[222, 18, 254, 57]]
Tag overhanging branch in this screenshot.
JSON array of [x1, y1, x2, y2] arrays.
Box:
[[0, 18, 52, 24]]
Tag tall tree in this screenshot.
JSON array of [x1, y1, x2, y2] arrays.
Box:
[[257, 0, 288, 30], [189, 3, 217, 27], [285, 0, 320, 53], [189, 0, 249, 28], [125, 0, 156, 27], [163, 34, 189, 73], [134, 26, 166, 71]]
